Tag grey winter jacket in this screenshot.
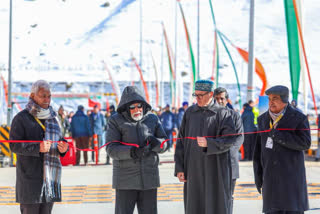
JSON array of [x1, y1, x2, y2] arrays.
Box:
[[106, 86, 168, 190]]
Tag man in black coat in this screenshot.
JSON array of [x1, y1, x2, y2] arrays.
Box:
[[214, 87, 244, 214], [106, 86, 168, 214], [175, 80, 239, 214], [10, 80, 68, 214], [253, 85, 311, 214]]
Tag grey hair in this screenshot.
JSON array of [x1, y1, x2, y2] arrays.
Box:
[[31, 80, 51, 94], [213, 87, 229, 99]]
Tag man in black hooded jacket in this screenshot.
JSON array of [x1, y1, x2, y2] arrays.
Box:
[[106, 86, 168, 214]]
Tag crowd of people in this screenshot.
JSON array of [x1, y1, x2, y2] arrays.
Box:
[[8, 79, 313, 214]]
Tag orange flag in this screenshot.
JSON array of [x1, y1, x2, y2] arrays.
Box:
[[236, 47, 267, 96]]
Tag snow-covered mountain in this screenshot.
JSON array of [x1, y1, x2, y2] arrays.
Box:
[[1, 0, 319, 83]]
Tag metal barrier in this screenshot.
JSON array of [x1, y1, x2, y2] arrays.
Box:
[[0, 125, 16, 167]]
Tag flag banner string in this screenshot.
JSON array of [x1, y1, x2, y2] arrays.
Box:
[[1, 128, 318, 151]]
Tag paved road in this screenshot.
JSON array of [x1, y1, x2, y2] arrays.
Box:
[[1, 150, 320, 213]]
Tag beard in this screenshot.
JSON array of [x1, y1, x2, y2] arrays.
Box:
[[131, 112, 143, 121]]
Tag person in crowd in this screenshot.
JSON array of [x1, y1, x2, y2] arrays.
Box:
[[70, 105, 93, 165], [213, 87, 244, 214], [155, 107, 162, 117], [291, 99, 303, 113], [57, 105, 70, 137], [86, 109, 92, 117], [253, 85, 311, 214], [89, 104, 105, 162], [106, 86, 168, 214], [171, 106, 177, 114], [9, 80, 68, 214], [67, 111, 74, 123], [174, 80, 238, 214], [160, 104, 176, 152], [104, 105, 116, 165], [241, 103, 257, 160], [248, 100, 259, 126], [109, 105, 116, 116], [176, 101, 189, 130]]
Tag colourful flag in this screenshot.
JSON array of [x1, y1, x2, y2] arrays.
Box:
[[235, 47, 267, 96], [150, 51, 160, 107], [88, 98, 101, 109], [162, 23, 176, 107], [103, 61, 120, 105], [284, 0, 301, 100], [178, 1, 197, 102], [132, 56, 150, 103]]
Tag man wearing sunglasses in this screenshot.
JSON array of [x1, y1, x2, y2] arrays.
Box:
[[174, 80, 238, 214], [106, 86, 168, 214]]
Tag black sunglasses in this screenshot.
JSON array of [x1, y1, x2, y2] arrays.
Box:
[[129, 103, 143, 110]]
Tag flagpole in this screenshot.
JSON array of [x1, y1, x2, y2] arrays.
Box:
[[7, 0, 13, 125], [247, 0, 255, 102], [139, 0, 143, 67], [197, 0, 200, 79], [174, 0, 178, 108], [296, 0, 307, 114], [160, 28, 164, 108]]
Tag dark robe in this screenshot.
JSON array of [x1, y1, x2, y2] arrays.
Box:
[[174, 101, 238, 214]]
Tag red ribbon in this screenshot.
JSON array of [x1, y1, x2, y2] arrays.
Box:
[[2, 128, 317, 151]]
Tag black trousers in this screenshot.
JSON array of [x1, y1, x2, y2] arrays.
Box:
[[243, 133, 256, 160], [266, 211, 303, 214], [20, 203, 54, 214], [115, 189, 157, 214]]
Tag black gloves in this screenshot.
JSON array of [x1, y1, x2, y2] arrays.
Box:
[[130, 136, 162, 160], [130, 146, 151, 160], [146, 136, 162, 149]]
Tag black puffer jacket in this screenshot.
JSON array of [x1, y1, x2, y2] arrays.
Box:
[[106, 86, 168, 190]]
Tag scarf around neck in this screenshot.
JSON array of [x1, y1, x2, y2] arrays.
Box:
[[25, 98, 63, 202], [268, 104, 287, 124]]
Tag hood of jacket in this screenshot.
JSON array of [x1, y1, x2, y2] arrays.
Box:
[[117, 86, 152, 114]]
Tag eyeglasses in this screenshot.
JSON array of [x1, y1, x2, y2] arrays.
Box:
[[129, 103, 143, 110], [192, 91, 210, 98]]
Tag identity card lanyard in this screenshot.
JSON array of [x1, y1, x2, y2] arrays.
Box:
[[266, 111, 284, 149], [269, 113, 283, 129], [34, 116, 46, 132]]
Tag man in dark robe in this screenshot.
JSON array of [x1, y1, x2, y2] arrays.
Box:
[[253, 85, 310, 214], [174, 80, 239, 214], [214, 87, 244, 214]]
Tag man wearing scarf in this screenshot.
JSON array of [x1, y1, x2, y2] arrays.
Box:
[[174, 80, 238, 214], [9, 80, 68, 214], [253, 85, 311, 214]]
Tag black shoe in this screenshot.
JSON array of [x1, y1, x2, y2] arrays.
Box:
[[315, 158, 320, 162]]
